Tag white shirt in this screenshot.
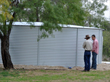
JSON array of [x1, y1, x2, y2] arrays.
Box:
[[83, 39, 92, 51]]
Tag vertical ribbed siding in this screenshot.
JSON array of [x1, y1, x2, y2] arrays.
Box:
[[77, 29, 100, 67], [38, 28, 77, 68], [98, 30, 103, 63], [9, 26, 38, 65], [0, 25, 103, 68]]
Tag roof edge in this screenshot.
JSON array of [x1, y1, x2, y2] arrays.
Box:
[[12, 22, 103, 30]]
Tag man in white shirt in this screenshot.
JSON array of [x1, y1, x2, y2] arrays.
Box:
[[83, 35, 92, 72]]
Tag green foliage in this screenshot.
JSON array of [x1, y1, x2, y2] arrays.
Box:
[[103, 31, 110, 57], [83, 0, 108, 28], [15, 0, 86, 39], [101, 21, 110, 30], [0, 0, 109, 37], [0, 0, 13, 22], [0, 0, 16, 36]]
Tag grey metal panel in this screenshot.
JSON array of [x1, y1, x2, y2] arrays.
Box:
[[77, 29, 101, 67], [0, 24, 103, 68], [38, 28, 77, 68], [97, 30, 103, 64], [12, 22, 103, 30], [9, 26, 38, 65]]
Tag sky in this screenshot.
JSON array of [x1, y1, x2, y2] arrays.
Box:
[[104, 0, 110, 20]]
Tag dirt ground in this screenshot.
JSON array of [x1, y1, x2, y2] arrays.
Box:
[[0, 62, 110, 71]]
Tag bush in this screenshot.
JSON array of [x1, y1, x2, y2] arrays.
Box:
[[103, 31, 110, 57]]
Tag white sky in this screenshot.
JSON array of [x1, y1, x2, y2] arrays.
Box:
[[104, 0, 110, 20]]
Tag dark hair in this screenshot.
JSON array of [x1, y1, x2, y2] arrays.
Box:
[[92, 34, 96, 37], [87, 37, 90, 39]]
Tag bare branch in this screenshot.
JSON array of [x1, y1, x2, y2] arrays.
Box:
[[0, 31, 3, 39], [11, 0, 20, 6]]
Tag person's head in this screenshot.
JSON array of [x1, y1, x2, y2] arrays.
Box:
[[92, 34, 96, 40], [84, 35, 90, 40]]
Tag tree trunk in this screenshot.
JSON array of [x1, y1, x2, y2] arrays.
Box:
[[1, 35, 14, 69]]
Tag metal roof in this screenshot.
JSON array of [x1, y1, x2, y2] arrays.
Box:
[[12, 22, 103, 30]]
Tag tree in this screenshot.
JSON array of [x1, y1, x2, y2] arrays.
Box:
[[103, 30, 110, 57], [103, 21, 110, 57], [16, 0, 86, 39], [0, 0, 86, 69], [0, 0, 15, 69], [101, 20, 110, 30], [0, 0, 13, 22], [82, 0, 108, 28]]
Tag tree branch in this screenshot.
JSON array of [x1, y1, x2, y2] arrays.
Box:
[[36, 7, 39, 22], [8, 0, 19, 36], [11, 0, 20, 6], [0, 25, 3, 31], [8, 12, 16, 36], [0, 31, 3, 39]]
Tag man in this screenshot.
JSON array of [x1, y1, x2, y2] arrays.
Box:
[[83, 35, 92, 71], [91, 34, 99, 70]]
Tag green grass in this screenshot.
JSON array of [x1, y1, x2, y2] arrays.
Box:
[[0, 69, 110, 82]]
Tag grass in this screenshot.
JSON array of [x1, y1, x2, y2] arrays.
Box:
[[0, 69, 110, 82]]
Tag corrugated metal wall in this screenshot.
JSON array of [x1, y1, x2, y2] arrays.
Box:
[[98, 30, 103, 63], [38, 28, 77, 67], [9, 26, 38, 65], [0, 25, 103, 68]]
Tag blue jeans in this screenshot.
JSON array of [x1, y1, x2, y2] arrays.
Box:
[[84, 51, 91, 71], [91, 52, 97, 69]]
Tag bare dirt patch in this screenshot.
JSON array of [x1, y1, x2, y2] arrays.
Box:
[[0, 63, 110, 71], [71, 63, 110, 71], [0, 64, 67, 70], [97, 63, 110, 71], [72, 66, 84, 70]]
